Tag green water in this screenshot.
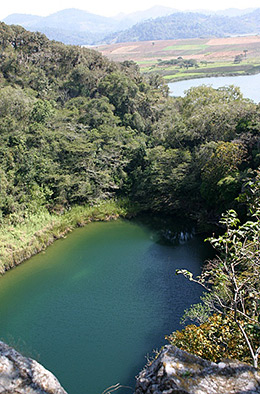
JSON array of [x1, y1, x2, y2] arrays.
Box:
[[0, 217, 211, 394]]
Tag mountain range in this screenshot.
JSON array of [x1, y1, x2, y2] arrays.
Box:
[[2, 6, 259, 45], [105, 9, 260, 44]]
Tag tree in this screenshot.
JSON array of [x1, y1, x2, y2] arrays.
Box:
[[166, 313, 253, 363], [234, 54, 243, 64], [199, 141, 246, 208], [30, 99, 54, 123], [176, 173, 260, 367]]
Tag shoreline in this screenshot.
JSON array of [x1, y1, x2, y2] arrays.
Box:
[[164, 69, 260, 83], [0, 199, 135, 276]]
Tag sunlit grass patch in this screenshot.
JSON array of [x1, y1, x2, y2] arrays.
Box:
[[136, 60, 157, 64], [163, 72, 200, 80], [0, 199, 137, 275]]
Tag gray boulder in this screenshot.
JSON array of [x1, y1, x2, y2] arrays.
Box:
[[135, 345, 260, 394], [0, 341, 67, 394]]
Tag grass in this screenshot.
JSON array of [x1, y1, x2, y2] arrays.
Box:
[[0, 199, 139, 275], [135, 57, 260, 82], [98, 36, 260, 82], [136, 60, 156, 64], [164, 68, 249, 81], [164, 73, 201, 80], [141, 58, 260, 82]]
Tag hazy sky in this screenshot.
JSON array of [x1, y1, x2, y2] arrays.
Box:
[[0, 0, 259, 20]]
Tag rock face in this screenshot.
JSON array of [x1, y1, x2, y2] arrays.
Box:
[[0, 341, 67, 394], [135, 345, 260, 394]]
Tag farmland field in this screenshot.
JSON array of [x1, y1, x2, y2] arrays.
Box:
[[96, 36, 260, 81]]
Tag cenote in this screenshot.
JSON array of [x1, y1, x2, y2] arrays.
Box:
[[0, 216, 213, 394]]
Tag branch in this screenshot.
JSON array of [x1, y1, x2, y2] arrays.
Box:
[[235, 319, 256, 366], [175, 269, 211, 292], [102, 384, 132, 394]]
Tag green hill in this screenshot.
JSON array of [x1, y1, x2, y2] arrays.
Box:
[[104, 9, 260, 43], [3, 8, 260, 45]]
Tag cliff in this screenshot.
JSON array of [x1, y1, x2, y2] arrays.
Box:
[[1, 340, 260, 394], [0, 341, 67, 394], [135, 345, 260, 394]]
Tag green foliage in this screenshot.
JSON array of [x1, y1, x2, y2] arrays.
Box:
[[0, 199, 132, 274], [105, 11, 260, 44], [0, 86, 34, 120], [0, 25, 259, 371], [30, 99, 54, 123], [199, 141, 246, 207], [0, 22, 259, 262], [166, 313, 254, 364], [176, 175, 260, 367], [135, 146, 193, 211]]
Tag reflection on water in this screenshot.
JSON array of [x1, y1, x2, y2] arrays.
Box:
[[134, 214, 197, 246]]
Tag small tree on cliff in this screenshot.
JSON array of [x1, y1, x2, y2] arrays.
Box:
[[177, 174, 260, 368]]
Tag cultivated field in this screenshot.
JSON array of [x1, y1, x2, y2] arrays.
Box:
[[96, 36, 260, 81]]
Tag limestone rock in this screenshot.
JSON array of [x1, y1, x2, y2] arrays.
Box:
[[0, 341, 67, 394], [135, 345, 260, 394]]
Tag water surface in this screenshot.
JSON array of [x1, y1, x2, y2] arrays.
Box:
[[0, 218, 211, 394], [168, 73, 260, 102]]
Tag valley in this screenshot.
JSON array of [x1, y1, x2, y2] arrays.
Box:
[[97, 35, 260, 81]]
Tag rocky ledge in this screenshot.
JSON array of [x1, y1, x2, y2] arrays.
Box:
[[135, 345, 260, 394], [0, 341, 67, 394]]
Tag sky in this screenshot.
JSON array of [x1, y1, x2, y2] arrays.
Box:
[[0, 0, 259, 20]]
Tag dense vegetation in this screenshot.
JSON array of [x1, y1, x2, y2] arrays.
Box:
[[0, 23, 259, 365], [171, 178, 260, 367], [104, 9, 260, 44], [0, 23, 259, 255], [0, 23, 259, 218]]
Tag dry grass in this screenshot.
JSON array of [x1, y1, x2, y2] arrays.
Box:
[[0, 199, 134, 275]]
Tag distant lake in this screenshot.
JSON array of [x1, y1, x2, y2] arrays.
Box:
[[168, 73, 260, 103]]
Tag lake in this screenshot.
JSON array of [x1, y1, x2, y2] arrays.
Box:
[[168, 73, 260, 103], [0, 217, 212, 394]]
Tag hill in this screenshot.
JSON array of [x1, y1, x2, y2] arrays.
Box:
[[3, 8, 118, 45], [103, 9, 260, 43], [2, 6, 178, 45], [3, 13, 42, 25], [2, 7, 260, 45]]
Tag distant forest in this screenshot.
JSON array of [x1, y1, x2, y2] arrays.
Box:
[[105, 9, 260, 44], [2, 8, 260, 45]]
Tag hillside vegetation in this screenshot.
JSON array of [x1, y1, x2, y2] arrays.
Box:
[[2, 8, 260, 45], [0, 23, 259, 270], [103, 9, 260, 44]]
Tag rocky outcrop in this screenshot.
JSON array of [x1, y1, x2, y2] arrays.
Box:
[[135, 345, 260, 394], [0, 341, 67, 394]]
